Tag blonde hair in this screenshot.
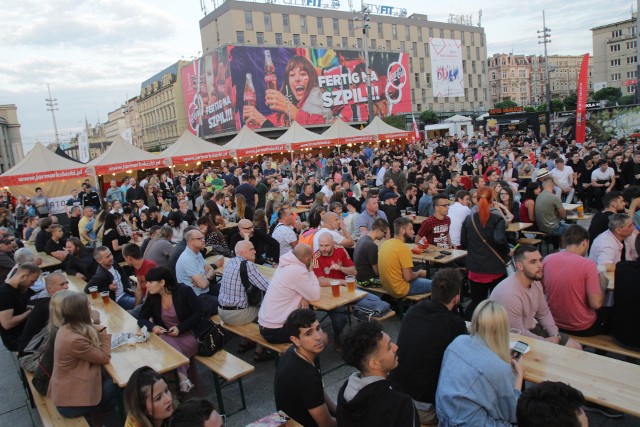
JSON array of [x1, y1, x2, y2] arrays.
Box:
[[48, 289, 73, 335], [61, 292, 100, 347], [470, 300, 511, 363]]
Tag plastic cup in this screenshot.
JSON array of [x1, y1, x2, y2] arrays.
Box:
[[345, 275, 356, 293], [400, 209, 406, 216], [89, 286, 98, 300], [100, 291, 110, 304], [330, 280, 341, 298]]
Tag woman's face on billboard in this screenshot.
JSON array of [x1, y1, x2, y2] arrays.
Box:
[[289, 66, 310, 101]]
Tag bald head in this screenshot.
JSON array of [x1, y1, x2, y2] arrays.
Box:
[[44, 272, 69, 295], [322, 212, 340, 230], [238, 219, 252, 229], [293, 244, 313, 268], [317, 231, 335, 256], [234, 240, 256, 262]]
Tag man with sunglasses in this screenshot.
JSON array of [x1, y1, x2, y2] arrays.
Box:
[[176, 229, 219, 316], [229, 219, 280, 265]]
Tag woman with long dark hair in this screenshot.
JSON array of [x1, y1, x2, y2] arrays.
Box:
[[139, 267, 203, 393], [196, 216, 232, 257], [124, 366, 177, 427], [461, 187, 510, 320], [519, 182, 540, 225], [103, 212, 130, 263]]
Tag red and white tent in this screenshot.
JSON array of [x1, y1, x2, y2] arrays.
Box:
[[87, 136, 171, 175], [320, 119, 375, 145], [362, 116, 412, 141], [276, 121, 334, 150], [162, 130, 231, 166], [0, 142, 88, 186], [224, 126, 288, 158]]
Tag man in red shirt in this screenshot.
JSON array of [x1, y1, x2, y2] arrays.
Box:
[[122, 243, 157, 307], [311, 232, 355, 345], [417, 194, 452, 249]]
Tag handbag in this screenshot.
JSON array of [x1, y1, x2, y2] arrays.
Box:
[[240, 260, 264, 306], [470, 214, 515, 275], [196, 318, 225, 357]]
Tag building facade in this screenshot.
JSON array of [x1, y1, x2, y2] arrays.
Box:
[[138, 61, 189, 151], [591, 12, 638, 94], [124, 97, 143, 149], [0, 105, 25, 173], [488, 54, 532, 106], [199, 0, 489, 114]]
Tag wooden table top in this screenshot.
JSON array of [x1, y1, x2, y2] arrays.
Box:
[[411, 215, 428, 225], [38, 253, 63, 269], [506, 222, 533, 233], [566, 213, 594, 222], [220, 221, 238, 230], [514, 333, 640, 416], [291, 206, 310, 214], [66, 275, 189, 388], [562, 203, 581, 211], [605, 270, 615, 290], [407, 244, 467, 264], [309, 286, 367, 311]]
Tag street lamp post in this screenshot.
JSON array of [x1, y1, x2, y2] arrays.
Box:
[[356, 4, 374, 124], [537, 11, 552, 119]]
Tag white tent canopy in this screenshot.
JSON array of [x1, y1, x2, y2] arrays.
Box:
[[0, 142, 88, 186], [444, 114, 472, 123], [224, 125, 288, 157], [162, 130, 230, 165], [320, 119, 374, 145], [88, 136, 169, 175], [362, 116, 412, 141], [276, 121, 332, 150], [442, 114, 473, 137]]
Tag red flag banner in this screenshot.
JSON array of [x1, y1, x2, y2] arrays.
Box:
[[575, 53, 590, 143]]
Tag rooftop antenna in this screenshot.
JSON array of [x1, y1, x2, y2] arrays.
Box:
[[478, 9, 482, 26], [45, 83, 60, 146], [200, 0, 207, 16]]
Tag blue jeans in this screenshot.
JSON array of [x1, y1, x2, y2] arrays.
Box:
[[408, 278, 432, 295], [548, 221, 570, 237], [116, 293, 136, 310], [328, 308, 348, 340]]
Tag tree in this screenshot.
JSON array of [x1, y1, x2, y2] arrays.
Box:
[[523, 106, 536, 112], [619, 95, 636, 105], [551, 98, 564, 113], [382, 115, 406, 130], [535, 103, 547, 113], [563, 93, 577, 111], [420, 110, 439, 125], [494, 100, 518, 109], [592, 87, 622, 105]]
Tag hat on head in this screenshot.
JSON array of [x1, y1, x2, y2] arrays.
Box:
[[382, 192, 400, 201], [536, 168, 550, 180]]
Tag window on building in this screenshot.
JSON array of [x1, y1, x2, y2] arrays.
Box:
[[264, 13, 271, 31], [426, 73, 431, 85], [349, 20, 355, 36], [378, 22, 383, 37], [419, 57, 425, 72], [612, 29, 622, 37], [520, 85, 527, 93], [293, 34, 300, 45], [476, 47, 480, 58], [370, 39, 376, 49], [464, 88, 468, 100], [400, 41, 405, 52], [502, 71, 507, 79], [283, 14, 290, 32], [425, 43, 430, 57], [628, 41, 638, 49], [236, 31, 245, 43], [462, 60, 467, 72], [257, 32, 264, 45], [610, 44, 620, 52], [333, 18, 339, 34], [245, 11, 253, 29], [491, 71, 496, 80], [627, 70, 637, 78], [439, 28, 444, 38], [418, 28, 423, 42], [412, 41, 417, 56], [467, 46, 471, 58], [611, 73, 621, 81], [474, 88, 478, 101], [317, 17, 324, 34], [422, 88, 426, 100], [450, 30, 455, 39], [415, 73, 420, 87], [275, 33, 282, 45], [472, 61, 477, 73], [611, 59, 621, 66], [519, 69, 526, 78], [502, 86, 508, 93], [301, 16, 307, 33], [311, 35, 317, 46], [429, 28, 433, 37], [631, 26, 638, 36], [481, 34, 484, 47], [344, 37, 349, 48], [327, 35, 333, 47], [357, 38, 363, 49], [628, 56, 638, 64], [392, 24, 397, 39], [386, 39, 391, 50], [468, 74, 473, 87], [628, 85, 636, 93], [406, 25, 411, 40], [411, 89, 415, 102]]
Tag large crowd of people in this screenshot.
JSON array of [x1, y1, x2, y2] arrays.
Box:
[[0, 130, 638, 425]]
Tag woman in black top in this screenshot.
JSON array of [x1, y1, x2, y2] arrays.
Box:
[[103, 213, 130, 263], [65, 238, 97, 281]]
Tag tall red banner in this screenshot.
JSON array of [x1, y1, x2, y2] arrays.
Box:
[[575, 53, 590, 143]]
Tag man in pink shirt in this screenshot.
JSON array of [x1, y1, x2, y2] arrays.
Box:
[[542, 225, 608, 336], [491, 245, 582, 349], [258, 244, 321, 344]]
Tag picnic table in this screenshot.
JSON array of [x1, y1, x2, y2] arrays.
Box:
[[406, 244, 467, 264], [506, 222, 533, 233]]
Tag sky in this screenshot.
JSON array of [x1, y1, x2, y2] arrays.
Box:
[[0, 0, 633, 153]]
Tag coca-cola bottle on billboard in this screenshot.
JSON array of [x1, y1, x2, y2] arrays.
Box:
[[244, 73, 256, 107], [264, 50, 277, 91], [216, 62, 227, 97]]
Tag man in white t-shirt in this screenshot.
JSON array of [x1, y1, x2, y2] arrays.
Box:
[[448, 190, 472, 247], [271, 208, 298, 257], [313, 212, 354, 251], [275, 174, 291, 193], [550, 158, 575, 203], [591, 159, 616, 210]]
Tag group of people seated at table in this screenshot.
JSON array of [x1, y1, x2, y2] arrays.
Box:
[[2, 132, 640, 425]]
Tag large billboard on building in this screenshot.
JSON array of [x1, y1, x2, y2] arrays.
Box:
[[181, 46, 411, 138], [429, 38, 464, 98]]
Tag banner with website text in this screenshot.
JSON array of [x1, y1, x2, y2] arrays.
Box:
[[181, 46, 411, 139]]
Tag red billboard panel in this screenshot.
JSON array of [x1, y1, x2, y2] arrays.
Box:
[[182, 46, 411, 139]]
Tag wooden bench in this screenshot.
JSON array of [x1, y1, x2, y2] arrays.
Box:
[[355, 285, 430, 319], [195, 350, 254, 416], [516, 237, 542, 247], [367, 310, 396, 321], [23, 371, 89, 427], [211, 315, 291, 357], [566, 334, 640, 361]]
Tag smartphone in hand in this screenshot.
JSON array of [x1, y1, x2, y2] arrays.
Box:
[[511, 340, 529, 360]]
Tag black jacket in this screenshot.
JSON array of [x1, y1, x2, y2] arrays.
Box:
[[390, 300, 468, 404], [229, 228, 280, 263], [461, 210, 509, 275], [65, 248, 98, 279], [84, 263, 134, 301], [336, 378, 419, 427], [137, 283, 204, 334], [612, 261, 640, 348]]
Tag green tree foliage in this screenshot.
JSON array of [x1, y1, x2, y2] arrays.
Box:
[[523, 106, 536, 112], [563, 94, 577, 111], [494, 100, 518, 109], [382, 115, 407, 130], [619, 95, 636, 105], [551, 98, 565, 112], [591, 87, 623, 105], [420, 110, 439, 124]]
